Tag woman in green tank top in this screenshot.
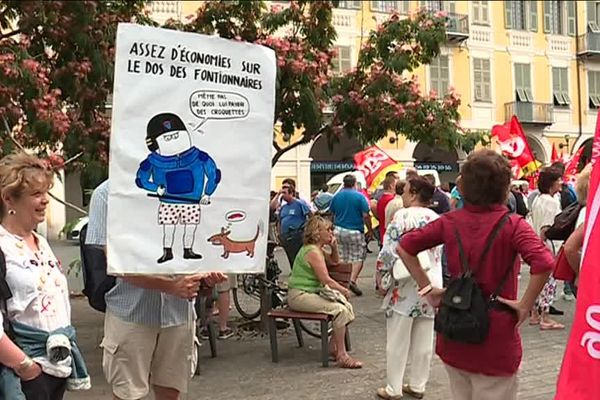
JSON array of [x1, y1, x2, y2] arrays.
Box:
[[288, 216, 361, 369]]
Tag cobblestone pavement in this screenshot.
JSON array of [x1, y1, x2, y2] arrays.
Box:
[[61, 245, 571, 400]]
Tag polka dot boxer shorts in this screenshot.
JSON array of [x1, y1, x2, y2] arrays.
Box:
[[158, 203, 201, 225]]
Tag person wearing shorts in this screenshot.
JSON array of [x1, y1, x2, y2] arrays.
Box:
[[201, 274, 236, 340], [329, 174, 374, 296], [87, 180, 225, 400]]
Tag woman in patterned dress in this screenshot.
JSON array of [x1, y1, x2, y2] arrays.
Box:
[[375, 176, 442, 400]]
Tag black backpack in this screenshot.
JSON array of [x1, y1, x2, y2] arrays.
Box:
[[434, 214, 515, 344], [0, 249, 12, 336], [79, 224, 115, 312], [544, 201, 583, 241]]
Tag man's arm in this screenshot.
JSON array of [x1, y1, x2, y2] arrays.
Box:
[[135, 158, 158, 192], [201, 153, 221, 196]]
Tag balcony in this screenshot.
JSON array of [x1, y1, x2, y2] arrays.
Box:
[[505, 102, 554, 126], [446, 13, 469, 43], [577, 32, 600, 59]]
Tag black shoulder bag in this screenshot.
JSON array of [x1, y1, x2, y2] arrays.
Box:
[[434, 213, 516, 344]]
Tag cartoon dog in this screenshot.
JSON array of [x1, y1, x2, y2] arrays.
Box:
[[207, 224, 260, 259]]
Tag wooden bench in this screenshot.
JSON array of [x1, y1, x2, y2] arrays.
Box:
[[267, 262, 352, 367]]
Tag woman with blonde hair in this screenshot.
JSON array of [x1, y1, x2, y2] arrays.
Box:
[[0, 152, 90, 400], [287, 215, 361, 368]]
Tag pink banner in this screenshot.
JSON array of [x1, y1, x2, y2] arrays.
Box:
[[555, 111, 600, 399]]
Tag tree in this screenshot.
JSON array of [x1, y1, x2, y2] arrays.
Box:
[[0, 0, 486, 176], [0, 0, 149, 185], [167, 0, 486, 166]]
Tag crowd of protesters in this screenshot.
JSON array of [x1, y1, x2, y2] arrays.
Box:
[[0, 147, 592, 399]]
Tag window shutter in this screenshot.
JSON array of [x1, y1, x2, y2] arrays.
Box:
[[482, 1, 489, 23], [552, 67, 559, 93], [446, 1, 456, 13], [567, 1, 576, 36], [371, 1, 380, 11], [543, 1, 552, 33], [472, 2, 480, 23], [529, 0, 538, 32], [588, 1, 597, 24], [505, 1, 513, 29]]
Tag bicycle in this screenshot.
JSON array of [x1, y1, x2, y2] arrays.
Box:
[[232, 241, 332, 338]]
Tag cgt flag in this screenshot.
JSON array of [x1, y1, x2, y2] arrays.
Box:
[[354, 146, 400, 191], [492, 115, 541, 176], [555, 110, 600, 400], [563, 146, 585, 186]]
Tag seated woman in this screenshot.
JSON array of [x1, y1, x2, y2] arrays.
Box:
[[287, 215, 361, 369], [0, 153, 90, 400]]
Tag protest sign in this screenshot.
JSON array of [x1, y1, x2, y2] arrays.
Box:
[[107, 23, 276, 274]]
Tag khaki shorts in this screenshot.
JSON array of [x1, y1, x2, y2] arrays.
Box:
[[215, 274, 236, 292], [101, 312, 193, 399]]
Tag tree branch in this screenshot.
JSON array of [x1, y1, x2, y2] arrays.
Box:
[[48, 192, 88, 216], [0, 28, 21, 41], [271, 124, 328, 167]]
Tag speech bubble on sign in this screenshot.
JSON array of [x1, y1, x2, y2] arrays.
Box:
[[226, 210, 247, 223], [189, 90, 250, 131]]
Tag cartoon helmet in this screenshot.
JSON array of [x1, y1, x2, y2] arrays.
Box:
[[145, 113, 187, 152]]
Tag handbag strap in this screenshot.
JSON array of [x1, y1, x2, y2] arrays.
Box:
[[453, 213, 511, 275]]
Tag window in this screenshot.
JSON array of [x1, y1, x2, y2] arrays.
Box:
[[336, 0, 361, 9], [472, 1, 489, 25], [473, 58, 491, 102], [589, 71, 600, 108], [552, 67, 570, 107], [543, 1, 576, 36], [371, 1, 409, 13], [514, 63, 533, 102], [588, 1, 600, 25], [504, 0, 537, 32], [421, 1, 455, 13], [332, 46, 352, 74], [429, 55, 450, 95]]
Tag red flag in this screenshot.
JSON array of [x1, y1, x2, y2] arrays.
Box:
[[555, 110, 600, 400], [552, 143, 559, 162], [354, 146, 400, 191], [491, 116, 541, 176], [563, 147, 584, 185]]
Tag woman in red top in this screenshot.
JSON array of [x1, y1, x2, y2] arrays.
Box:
[[397, 150, 554, 400]]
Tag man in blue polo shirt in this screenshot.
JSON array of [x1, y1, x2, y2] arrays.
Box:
[[330, 174, 374, 296], [279, 186, 311, 268]]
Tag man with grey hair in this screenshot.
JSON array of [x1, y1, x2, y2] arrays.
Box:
[[329, 174, 374, 296]]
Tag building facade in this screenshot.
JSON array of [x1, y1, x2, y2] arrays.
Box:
[[147, 0, 600, 198]]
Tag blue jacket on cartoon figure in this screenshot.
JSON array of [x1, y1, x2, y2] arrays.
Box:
[[135, 147, 221, 204]]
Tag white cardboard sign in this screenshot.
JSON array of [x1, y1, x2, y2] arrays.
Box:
[[107, 23, 275, 274]]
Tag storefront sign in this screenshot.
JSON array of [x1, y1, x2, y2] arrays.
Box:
[[311, 161, 355, 172], [414, 162, 457, 172]]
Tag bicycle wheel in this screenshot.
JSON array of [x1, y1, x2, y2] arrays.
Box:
[[232, 274, 262, 320], [298, 319, 333, 339]]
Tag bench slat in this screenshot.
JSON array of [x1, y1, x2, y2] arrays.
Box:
[[267, 309, 331, 321]]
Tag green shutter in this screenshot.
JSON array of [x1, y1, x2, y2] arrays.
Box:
[[552, 67, 559, 92], [543, 1, 552, 33], [588, 0, 597, 24], [505, 1, 513, 29], [446, 1, 456, 13], [529, 0, 538, 32], [567, 1, 576, 36], [482, 1, 489, 23]]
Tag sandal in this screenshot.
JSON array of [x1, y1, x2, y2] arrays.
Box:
[[403, 385, 425, 399], [337, 355, 363, 369], [376, 387, 402, 400], [540, 320, 565, 330]]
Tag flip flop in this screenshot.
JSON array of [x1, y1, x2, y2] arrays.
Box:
[[540, 321, 565, 330], [337, 355, 363, 369]]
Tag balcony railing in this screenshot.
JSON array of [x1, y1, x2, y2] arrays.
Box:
[[446, 13, 469, 43], [577, 33, 600, 58], [505, 102, 554, 125]]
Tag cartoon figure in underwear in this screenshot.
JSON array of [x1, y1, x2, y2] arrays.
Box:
[[135, 113, 221, 263]]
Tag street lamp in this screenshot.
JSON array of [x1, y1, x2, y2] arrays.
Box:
[[558, 134, 571, 155]]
